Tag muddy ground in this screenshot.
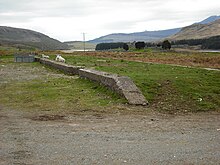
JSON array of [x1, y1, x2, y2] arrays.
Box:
[[0, 61, 220, 164]]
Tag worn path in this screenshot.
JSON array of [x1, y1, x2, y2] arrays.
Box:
[[0, 107, 220, 165]]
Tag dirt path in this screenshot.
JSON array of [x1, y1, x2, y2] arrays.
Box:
[[1, 106, 220, 165]]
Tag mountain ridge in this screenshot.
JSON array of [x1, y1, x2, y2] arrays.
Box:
[[0, 26, 68, 50], [168, 19, 220, 40], [88, 28, 181, 44], [195, 15, 220, 24]]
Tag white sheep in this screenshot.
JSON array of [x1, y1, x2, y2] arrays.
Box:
[[41, 54, 50, 59], [55, 54, 65, 63]]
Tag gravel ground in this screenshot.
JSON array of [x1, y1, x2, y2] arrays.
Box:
[[1, 107, 220, 165]]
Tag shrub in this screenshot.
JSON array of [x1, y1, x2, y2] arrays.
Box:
[[162, 40, 171, 50], [135, 42, 145, 49], [123, 43, 129, 51]]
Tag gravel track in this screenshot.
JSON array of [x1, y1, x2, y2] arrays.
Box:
[[1, 108, 220, 165]]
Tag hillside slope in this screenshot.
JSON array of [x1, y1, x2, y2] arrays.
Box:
[[169, 19, 220, 40], [0, 26, 68, 50]]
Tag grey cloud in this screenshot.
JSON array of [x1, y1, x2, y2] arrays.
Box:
[[0, 0, 164, 15], [0, 14, 33, 24], [101, 20, 139, 31], [0, 0, 31, 12], [0, 0, 99, 24], [0, 0, 98, 18]]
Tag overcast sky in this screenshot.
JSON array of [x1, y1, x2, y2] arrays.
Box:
[[0, 0, 219, 41]]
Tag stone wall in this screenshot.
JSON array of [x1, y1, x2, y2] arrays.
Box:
[[36, 57, 83, 75], [78, 69, 147, 105], [36, 57, 148, 105]]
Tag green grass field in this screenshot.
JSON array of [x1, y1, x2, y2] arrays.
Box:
[[63, 54, 220, 113], [0, 55, 127, 114], [0, 52, 219, 113]]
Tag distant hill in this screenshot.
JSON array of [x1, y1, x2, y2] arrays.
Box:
[[0, 26, 68, 50], [89, 28, 181, 44], [64, 41, 96, 50], [88, 15, 220, 44], [168, 19, 220, 41]]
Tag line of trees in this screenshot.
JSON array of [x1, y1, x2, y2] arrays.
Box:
[[171, 36, 220, 49], [95, 40, 172, 51], [95, 41, 172, 50], [95, 42, 129, 51], [132, 40, 171, 50]]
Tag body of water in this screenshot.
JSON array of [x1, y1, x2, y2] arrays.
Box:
[[61, 49, 95, 53], [199, 50, 220, 53]]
